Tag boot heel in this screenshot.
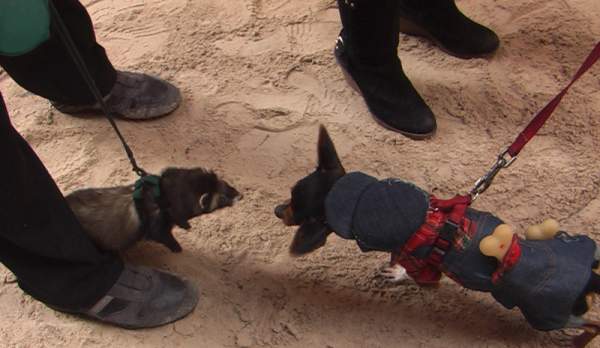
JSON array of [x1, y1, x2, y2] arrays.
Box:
[[337, 59, 362, 95]]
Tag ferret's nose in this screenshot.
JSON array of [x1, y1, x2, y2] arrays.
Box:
[[274, 204, 287, 219]]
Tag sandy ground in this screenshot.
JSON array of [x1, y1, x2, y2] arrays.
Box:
[[1, 0, 600, 347]]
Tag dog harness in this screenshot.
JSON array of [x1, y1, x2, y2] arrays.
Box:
[[391, 195, 474, 285], [391, 194, 521, 286]]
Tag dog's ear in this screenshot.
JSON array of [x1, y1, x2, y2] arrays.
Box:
[[290, 220, 332, 256], [317, 126, 345, 174]]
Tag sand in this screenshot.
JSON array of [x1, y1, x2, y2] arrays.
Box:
[[1, 0, 600, 347]]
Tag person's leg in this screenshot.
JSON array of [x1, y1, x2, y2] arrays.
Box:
[[335, 0, 436, 139], [0, 93, 197, 327], [0, 0, 115, 105], [0, 0, 180, 120], [397, 0, 500, 58], [0, 93, 123, 309]]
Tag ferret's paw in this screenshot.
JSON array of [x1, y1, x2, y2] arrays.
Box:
[[380, 264, 409, 283]]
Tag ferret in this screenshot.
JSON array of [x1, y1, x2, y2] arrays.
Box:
[[67, 167, 241, 252]]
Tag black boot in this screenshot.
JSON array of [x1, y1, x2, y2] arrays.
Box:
[[336, 0, 436, 139], [398, 0, 500, 59]]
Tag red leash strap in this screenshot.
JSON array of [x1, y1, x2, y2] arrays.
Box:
[[471, 41, 600, 200], [508, 41, 600, 157]]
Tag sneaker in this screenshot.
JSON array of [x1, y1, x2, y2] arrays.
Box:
[[53, 71, 181, 120], [50, 264, 198, 329]]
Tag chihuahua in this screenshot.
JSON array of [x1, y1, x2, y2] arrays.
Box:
[[275, 126, 600, 347], [67, 167, 241, 252]]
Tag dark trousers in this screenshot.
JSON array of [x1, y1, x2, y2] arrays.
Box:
[[337, 0, 401, 65], [0, 0, 117, 105], [0, 0, 123, 309], [0, 95, 123, 309]]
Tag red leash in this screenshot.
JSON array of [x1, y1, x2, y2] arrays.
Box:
[[470, 41, 600, 200]]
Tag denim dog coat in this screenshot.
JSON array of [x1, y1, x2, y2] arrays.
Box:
[[325, 172, 598, 331]]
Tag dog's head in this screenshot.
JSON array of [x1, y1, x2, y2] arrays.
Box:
[[275, 126, 346, 256]]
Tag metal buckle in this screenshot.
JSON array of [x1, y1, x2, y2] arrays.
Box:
[[470, 148, 517, 201], [438, 220, 458, 241], [429, 220, 458, 264], [432, 246, 446, 257]]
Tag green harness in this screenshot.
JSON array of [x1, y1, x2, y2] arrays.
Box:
[[0, 0, 51, 56], [132, 175, 162, 237], [133, 175, 161, 201]]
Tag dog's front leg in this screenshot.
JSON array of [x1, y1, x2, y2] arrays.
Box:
[[380, 252, 410, 283], [380, 263, 409, 283]]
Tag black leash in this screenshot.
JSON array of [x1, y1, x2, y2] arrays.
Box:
[[48, 1, 147, 177]]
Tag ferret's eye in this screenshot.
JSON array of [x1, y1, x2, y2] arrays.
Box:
[[199, 193, 212, 210]]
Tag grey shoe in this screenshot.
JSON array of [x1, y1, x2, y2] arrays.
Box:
[[51, 265, 198, 329], [53, 71, 181, 120]]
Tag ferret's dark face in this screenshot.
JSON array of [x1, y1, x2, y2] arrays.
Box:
[[199, 179, 241, 214], [274, 126, 345, 256], [161, 168, 241, 229]]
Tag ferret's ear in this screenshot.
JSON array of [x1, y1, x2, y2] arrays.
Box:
[[164, 192, 193, 229], [161, 175, 195, 229], [289, 220, 332, 256]]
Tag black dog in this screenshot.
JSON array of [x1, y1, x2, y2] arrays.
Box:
[[275, 126, 600, 347], [67, 167, 241, 252]]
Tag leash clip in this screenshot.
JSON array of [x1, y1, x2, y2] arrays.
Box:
[[470, 148, 517, 201]]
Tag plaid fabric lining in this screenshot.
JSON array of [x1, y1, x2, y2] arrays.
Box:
[[390, 196, 475, 286]]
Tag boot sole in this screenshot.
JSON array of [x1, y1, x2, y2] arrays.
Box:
[[335, 51, 436, 140], [48, 280, 198, 330], [398, 16, 497, 60], [53, 103, 176, 121]]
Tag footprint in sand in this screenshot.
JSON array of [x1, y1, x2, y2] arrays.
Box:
[[215, 21, 338, 57], [216, 101, 307, 133], [85, 0, 186, 62], [286, 68, 349, 118], [258, 0, 333, 19], [217, 68, 349, 133]]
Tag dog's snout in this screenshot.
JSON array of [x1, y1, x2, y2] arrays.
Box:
[[275, 204, 287, 219]]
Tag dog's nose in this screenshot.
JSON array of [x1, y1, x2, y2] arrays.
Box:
[[274, 204, 287, 219]]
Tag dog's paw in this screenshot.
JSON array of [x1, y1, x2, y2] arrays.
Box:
[[380, 264, 409, 283]]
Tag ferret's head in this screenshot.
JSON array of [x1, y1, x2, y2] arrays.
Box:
[[160, 167, 242, 230]]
